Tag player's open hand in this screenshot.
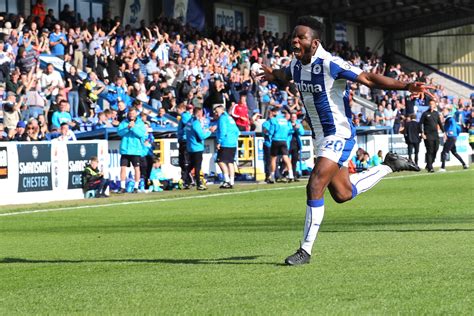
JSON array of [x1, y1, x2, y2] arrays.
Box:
[[408, 82, 436, 100], [257, 64, 275, 82]]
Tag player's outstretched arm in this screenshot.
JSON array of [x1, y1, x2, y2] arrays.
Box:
[[356, 72, 436, 100], [259, 64, 292, 87]]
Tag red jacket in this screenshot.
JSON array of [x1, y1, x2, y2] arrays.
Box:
[[231, 103, 249, 131]]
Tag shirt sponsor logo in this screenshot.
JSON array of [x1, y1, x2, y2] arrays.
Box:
[[295, 81, 323, 93]]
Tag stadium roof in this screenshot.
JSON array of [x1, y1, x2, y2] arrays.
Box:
[[251, 0, 474, 33]]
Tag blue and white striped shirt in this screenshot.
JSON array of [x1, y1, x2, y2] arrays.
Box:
[[286, 45, 362, 139]]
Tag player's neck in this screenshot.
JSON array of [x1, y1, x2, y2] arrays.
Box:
[[301, 44, 318, 65]]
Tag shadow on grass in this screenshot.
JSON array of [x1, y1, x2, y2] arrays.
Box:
[[0, 255, 284, 266]]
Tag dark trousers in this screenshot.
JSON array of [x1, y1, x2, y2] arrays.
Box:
[[88, 178, 109, 195], [441, 137, 466, 168], [263, 145, 271, 179], [140, 155, 154, 189], [289, 146, 300, 177], [407, 142, 420, 165], [179, 141, 192, 185], [189, 151, 203, 187], [424, 138, 439, 170]]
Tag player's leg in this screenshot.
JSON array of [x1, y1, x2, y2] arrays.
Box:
[[285, 157, 340, 265], [228, 162, 235, 186], [407, 143, 414, 162], [440, 140, 450, 170], [269, 155, 277, 183], [217, 161, 230, 187], [194, 152, 205, 190], [133, 157, 141, 193], [263, 145, 271, 182], [449, 139, 467, 168], [281, 143, 294, 180], [119, 155, 129, 193], [414, 142, 420, 166], [281, 155, 294, 180]]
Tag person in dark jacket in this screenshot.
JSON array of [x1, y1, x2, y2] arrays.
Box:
[[420, 100, 444, 172], [82, 156, 109, 197], [439, 107, 468, 172], [403, 114, 421, 166]]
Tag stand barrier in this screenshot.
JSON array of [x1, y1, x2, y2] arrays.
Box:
[[1, 140, 108, 206]]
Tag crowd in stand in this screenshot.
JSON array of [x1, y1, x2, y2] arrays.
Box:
[[0, 6, 472, 191]]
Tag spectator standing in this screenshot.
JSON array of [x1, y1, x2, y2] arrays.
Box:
[[177, 103, 193, 189], [439, 107, 468, 172], [32, 0, 47, 27], [268, 109, 294, 183], [420, 100, 444, 172], [64, 61, 82, 118], [49, 23, 67, 58], [51, 100, 72, 128], [404, 114, 422, 166], [262, 107, 275, 182], [185, 107, 215, 191], [147, 72, 162, 110], [374, 104, 385, 126], [117, 107, 146, 193], [214, 104, 240, 189], [231, 93, 250, 131], [41, 63, 64, 103], [384, 103, 395, 131], [140, 122, 155, 191], [288, 112, 305, 180], [2, 92, 21, 134]]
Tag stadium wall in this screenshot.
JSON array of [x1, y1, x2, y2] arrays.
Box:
[[0, 140, 108, 206], [404, 25, 474, 85]]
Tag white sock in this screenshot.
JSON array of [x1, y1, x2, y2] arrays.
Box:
[[120, 181, 126, 189], [224, 174, 230, 183], [301, 199, 325, 255], [134, 181, 139, 189], [230, 176, 234, 185], [288, 169, 294, 179], [349, 165, 392, 198]]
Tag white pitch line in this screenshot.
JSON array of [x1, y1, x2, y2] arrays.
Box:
[[0, 169, 471, 217], [0, 185, 306, 217]]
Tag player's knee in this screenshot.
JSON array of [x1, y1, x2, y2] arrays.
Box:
[[331, 191, 352, 204], [306, 181, 325, 199]]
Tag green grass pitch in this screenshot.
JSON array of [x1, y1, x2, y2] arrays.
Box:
[[1, 168, 473, 314]]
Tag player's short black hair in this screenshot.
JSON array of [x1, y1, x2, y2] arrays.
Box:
[[295, 16, 323, 40]]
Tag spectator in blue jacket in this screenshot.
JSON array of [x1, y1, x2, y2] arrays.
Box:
[[262, 108, 276, 183], [439, 107, 468, 172], [288, 112, 305, 180], [140, 122, 155, 191], [268, 108, 294, 183], [117, 106, 146, 193], [51, 100, 72, 128], [185, 107, 216, 190], [177, 103, 193, 189], [213, 103, 240, 189]]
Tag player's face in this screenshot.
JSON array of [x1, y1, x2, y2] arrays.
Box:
[[291, 25, 317, 62]]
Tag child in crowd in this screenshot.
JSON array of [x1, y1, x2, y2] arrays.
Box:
[[149, 157, 166, 192]]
